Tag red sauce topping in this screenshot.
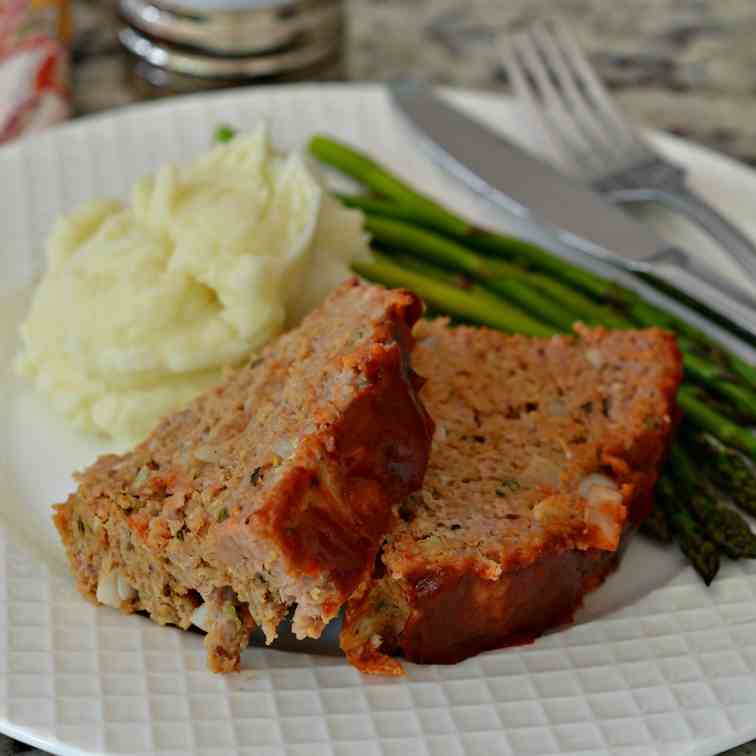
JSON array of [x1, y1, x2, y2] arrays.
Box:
[[266, 304, 434, 602]]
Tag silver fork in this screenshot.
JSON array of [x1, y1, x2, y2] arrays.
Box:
[[499, 18, 756, 286]]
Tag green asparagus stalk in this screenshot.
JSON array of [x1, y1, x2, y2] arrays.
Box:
[[366, 216, 587, 330], [692, 498, 756, 558], [677, 332, 756, 390], [353, 253, 554, 337], [338, 191, 617, 299], [657, 476, 720, 584], [367, 215, 632, 328], [728, 353, 756, 388], [678, 386, 756, 459], [348, 188, 756, 356], [686, 432, 756, 517], [214, 124, 237, 143], [682, 352, 756, 423], [668, 445, 756, 558], [364, 214, 751, 352], [310, 136, 468, 236], [339, 192, 440, 227], [641, 271, 756, 351], [316, 137, 756, 373], [526, 274, 633, 329]]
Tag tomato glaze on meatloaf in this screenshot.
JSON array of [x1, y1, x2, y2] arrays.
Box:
[[341, 319, 682, 675], [54, 279, 435, 672]]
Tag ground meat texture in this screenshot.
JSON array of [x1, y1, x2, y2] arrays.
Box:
[[340, 319, 683, 674], [53, 279, 434, 673]]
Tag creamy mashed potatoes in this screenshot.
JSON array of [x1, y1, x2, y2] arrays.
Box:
[[16, 125, 371, 442]]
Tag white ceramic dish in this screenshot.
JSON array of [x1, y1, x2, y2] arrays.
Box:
[[1, 84, 756, 756]]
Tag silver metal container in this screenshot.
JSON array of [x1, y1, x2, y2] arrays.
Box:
[[118, 0, 345, 92], [119, 0, 342, 56]]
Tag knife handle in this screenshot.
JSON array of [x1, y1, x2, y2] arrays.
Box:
[[650, 247, 756, 338]]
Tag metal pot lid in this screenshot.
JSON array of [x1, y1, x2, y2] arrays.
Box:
[[119, 0, 342, 56], [128, 51, 343, 96], [119, 24, 342, 79], [159, 0, 294, 9]]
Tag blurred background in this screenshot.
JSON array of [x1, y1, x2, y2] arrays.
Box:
[[67, 0, 756, 164]]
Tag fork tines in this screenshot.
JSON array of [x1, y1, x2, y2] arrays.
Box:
[[499, 18, 653, 180]]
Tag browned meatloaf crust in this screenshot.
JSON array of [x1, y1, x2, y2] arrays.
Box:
[[341, 319, 683, 675], [54, 279, 435, 672]]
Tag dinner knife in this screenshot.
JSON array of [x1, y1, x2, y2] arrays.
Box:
[[390, 84, 756, 336]]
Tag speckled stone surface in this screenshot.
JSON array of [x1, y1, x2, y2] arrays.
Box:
[[70, 0, 756, 164], [4, 1, 756, 754]]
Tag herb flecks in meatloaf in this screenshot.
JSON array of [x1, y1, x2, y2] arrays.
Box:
[[341, 319, 683, 675], [54, 279, 434, 673]]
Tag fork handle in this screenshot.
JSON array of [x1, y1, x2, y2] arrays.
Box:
[[613, 185, 756, 284], [648, 246, 756, 337]]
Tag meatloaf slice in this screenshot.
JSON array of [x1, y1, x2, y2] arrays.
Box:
[[54, 279, 434, 672], [341, 319, 682, 675]]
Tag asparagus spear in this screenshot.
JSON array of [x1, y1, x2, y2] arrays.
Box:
[[214, 125, 236, 143], [346, 192, 756, 352], [368, 215, 634, 328], [727, 353, 756, 387], [678, 386, 756, 460], [526, 274, 632, 328], [329, 144, 753, 353], [641, 271, 756, 351], [366, 216, 605, 330], [686, 432, 756, 517], [668, 445, 756, 558], [338, 191, 616, 299], [681, 348, 756, 421], [315, 137, 756, 377], [365, 213, 756, 368], [310, 136, 468, 236], [354, 253, 554, 337], [693, 498, 756, 558], [682, 338, 756, 390], [657, 476, 720, 585]]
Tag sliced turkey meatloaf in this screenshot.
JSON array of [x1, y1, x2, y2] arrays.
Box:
[[54, 279, 434, 672], [341, 319, 682, 675]]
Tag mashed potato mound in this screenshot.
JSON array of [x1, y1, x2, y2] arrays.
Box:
[[16, 125, 371, 442]]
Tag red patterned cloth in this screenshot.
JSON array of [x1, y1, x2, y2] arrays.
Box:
[[0, 0, 70, 143]]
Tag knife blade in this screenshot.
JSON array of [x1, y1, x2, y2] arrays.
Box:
[[390, 83, 756, 332]]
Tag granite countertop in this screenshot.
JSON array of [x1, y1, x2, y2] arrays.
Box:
[[71, 0, 756, 164], [4, 1, 756, 754]]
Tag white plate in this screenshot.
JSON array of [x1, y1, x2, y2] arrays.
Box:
[[1, 84, 756, 756]]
